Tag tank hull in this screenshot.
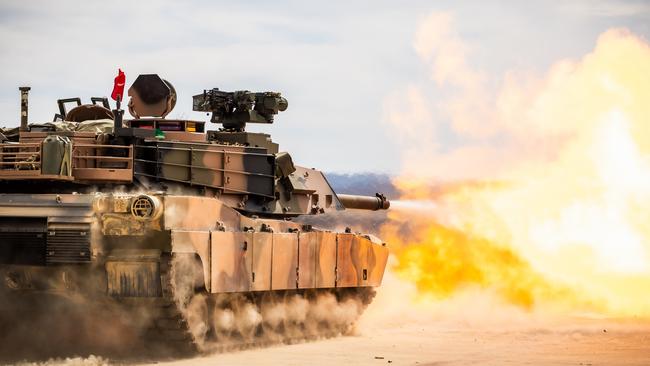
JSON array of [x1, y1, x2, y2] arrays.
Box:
[[0, 192, 388, 355]]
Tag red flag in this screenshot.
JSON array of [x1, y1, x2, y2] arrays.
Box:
[[111, 69, 126, 101]]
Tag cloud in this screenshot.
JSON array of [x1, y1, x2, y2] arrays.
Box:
[[385, 8, 650, 181], [556, 0, 650, 18]]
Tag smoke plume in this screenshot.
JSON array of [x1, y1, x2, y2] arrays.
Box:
[[382, 11, 650, 319]]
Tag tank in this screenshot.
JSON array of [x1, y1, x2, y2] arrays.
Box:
[[0, 73, 390, 357]]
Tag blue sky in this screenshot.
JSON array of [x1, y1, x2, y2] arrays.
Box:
[[0, 0, 648, 173]]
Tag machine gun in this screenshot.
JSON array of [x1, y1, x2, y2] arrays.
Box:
[[193, 88, 288, 131]]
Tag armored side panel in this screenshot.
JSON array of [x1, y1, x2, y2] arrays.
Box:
[[335, 234, 389, 288], [336, 233, 357, 287], [135, 141, 275, 198], [163, 195, 242, 231], [297, 231, 339, 288], [170, 230, 212, 291], [317, 232, 339, 288], [211, 231, 251, 293], [368, 241, 389, 286], [251, 232, 273, 291], [271, 233, 298, 290]]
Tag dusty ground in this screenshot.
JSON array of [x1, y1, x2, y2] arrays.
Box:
[[144, 321, 650, 366], [142, 273, 650, 366], [14, 318, 650, 366], [9, 274, 650, 366]]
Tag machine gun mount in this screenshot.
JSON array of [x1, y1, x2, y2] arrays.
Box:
[[193, 88, 288, 131]]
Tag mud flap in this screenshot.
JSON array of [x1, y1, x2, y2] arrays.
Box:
[[106, 249, 162, 297]]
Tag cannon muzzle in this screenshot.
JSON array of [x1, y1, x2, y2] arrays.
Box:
[[338, 193, 390, 211]]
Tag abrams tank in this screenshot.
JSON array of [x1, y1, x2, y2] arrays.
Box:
[[0, 73, 390, 357]]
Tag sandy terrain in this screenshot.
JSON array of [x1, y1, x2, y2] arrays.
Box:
[[142, 274, 650, 366], [15, 319, 650, 366], [8, 275, 650, 366], [147, 320, 650, 366]]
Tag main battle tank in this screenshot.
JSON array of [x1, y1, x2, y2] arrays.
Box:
[[0, 74, 390, 356]]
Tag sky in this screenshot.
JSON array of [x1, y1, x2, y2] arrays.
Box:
[[0, 0, 649, 174]]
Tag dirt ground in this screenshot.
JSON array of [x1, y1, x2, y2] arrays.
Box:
[[143, 274, 650, 366], [9, 274, 650, 366], [147, 320, 650, 366], [16, 318, 650, 366]]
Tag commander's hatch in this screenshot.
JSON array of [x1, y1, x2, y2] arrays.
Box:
[[53, 97, 113, 122]]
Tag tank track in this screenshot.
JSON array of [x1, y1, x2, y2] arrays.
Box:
[[138, 254, 377, 356], [0, 257, 376, 360]]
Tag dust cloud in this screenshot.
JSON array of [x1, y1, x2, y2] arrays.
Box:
[[0, 265, 153, 364], [13, 356, 109, 366], [176, 286, 374, 352], [168, 239, 375, 354]]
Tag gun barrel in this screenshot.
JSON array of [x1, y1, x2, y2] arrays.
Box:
[[338, 193, 390, 211]]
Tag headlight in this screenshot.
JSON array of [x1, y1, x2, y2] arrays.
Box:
[[130, 195, 162, 220]]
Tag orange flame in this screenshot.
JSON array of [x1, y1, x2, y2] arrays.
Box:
[[384, 13, 650, 318], [382, 210, 579, 309]]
